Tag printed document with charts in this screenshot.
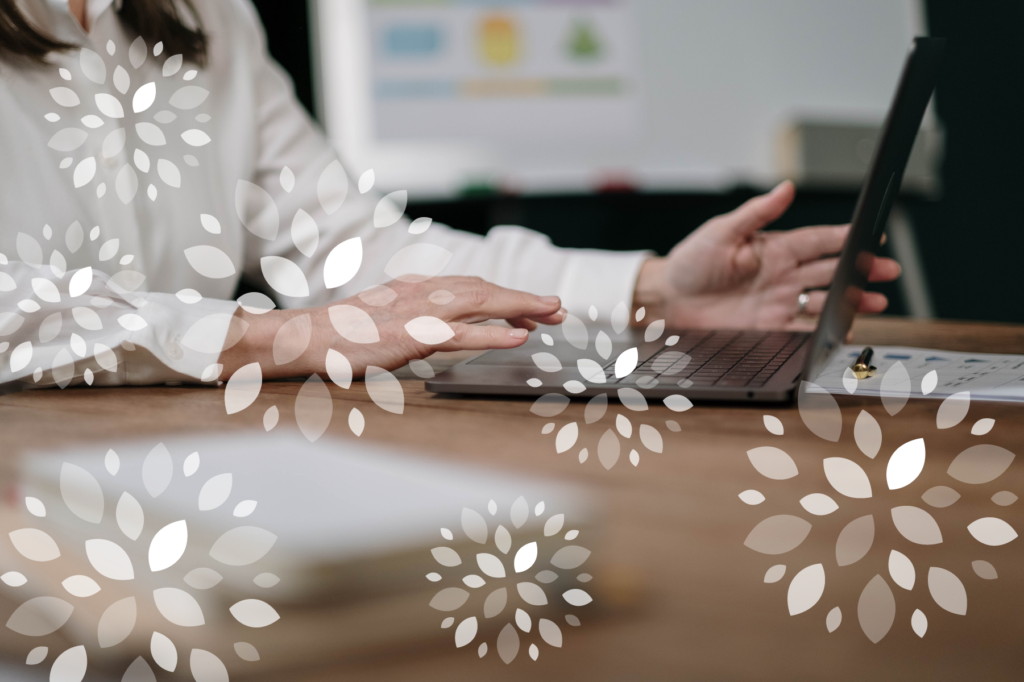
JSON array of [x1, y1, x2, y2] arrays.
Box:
[[813, 345, 1024, 402]]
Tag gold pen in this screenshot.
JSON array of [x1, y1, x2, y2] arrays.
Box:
[[851, 347, 877, 380]]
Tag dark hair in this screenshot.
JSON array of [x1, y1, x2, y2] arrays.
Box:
[[0, 0, 207, 65]]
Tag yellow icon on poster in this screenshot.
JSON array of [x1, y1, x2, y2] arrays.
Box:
[[479, 14, 519, 65]]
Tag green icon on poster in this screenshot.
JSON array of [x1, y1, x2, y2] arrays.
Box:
[[568, 20, 602, 60]]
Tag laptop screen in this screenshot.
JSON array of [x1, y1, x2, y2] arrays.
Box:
[[802, 37, 945, 382]]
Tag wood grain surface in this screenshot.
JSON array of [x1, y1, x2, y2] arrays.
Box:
[[1, 317, 1022, 681]]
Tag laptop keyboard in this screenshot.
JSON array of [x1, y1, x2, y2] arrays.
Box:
[[603, 331, 808, 388]]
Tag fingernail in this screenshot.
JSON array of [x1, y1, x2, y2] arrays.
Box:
[[557, 307, 568, 320], [510, 328, 528, 339], [540, 296, 560, 306]]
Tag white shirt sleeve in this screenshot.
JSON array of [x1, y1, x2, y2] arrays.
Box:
[[0, 260, 237, 390], [232, 1, 651, 319]]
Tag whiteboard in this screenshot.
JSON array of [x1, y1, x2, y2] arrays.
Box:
[[313, 0, 926, 198]]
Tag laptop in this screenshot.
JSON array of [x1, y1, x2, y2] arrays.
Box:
[[426, 37, 945, 403]]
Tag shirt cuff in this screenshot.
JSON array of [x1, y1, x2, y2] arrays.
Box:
[[555, 249, 651, 321]]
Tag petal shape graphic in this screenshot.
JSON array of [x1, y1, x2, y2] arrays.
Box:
[[921, 485, 960, 508], [261, 256, 309, 297], [405, 316, 455, 345], [921, 369, 938, 395], [181, 129, 211, 146], [595, 330, 613, 359], [787, 564, 825, 615], [891, 506, 943, 545], [184, 568, 223, 590], [11, 341, 33, 373], [151, 630, 178, 667], [229, 599, 280, 628], [183, 452, 200, 477], [619, 387, 648, 411], [824, 458, 872, 499], [530, 352, 562, 373], [169, 85, 209, 110], [764, 565, 786, 583], [495, 525, 512, 554], [149, 520, 188, 572], [747, 447, 798, 480], [9, 528, 60, 562], [614, 347, 638, 378], [60, 463, 104, 524], [190, 650, 228, 682], [373, 190, 407, 228], [544, 514, 564, 537], [644, 319, 665, 342], [323, 237, 361, 289], [854, 410, 882, 458], [550, 545, 591, 569], [17, 232, 43, 265], [477, 553, 506, 579], [32, 278, 61, 303], [209, 526, 277, 566], [937, 391, 970, 429], [142, 442, 173, 498], [26, 497, 46, 517], [739, 490, 765, 505], [886, 438, 926, 490], [157, 159, 180, 187], [26, 646, 47, 665], [73, 157, 96, 187], [611, 302, 629, 333], [972, 560, 998, 580], [763, 415, 784, 435], [326, 349, 352, 389], [68, 267, 92, 298], [348, 407, 365, 436], [272, 313, 312, 365], [928, 567, 967, 615], [462, 574, 484, 588], [461, 508, 488, 544], [115, 163, 139, 203], [132, 82, 156, 113], [225, 362, 262, 415], [556, 423, 579, 453], [858, 575, 896, 643], [154, 588, 204, 627], [328, 305, 380, 343], [366, 366, 404, 415], [49, 646, 87, 682], [584, 393, 608, 423], [911, 609, 928, 638], [798, 382, 842, 442], [86, 539, 134, 580], [429, 587, 470, 612], [62, 575, 100, 598], [6, 597, 73, 636], [497, 623, 520, 664], [50, 87, 81, 107], [598, 428, 620, 469], [384, 243, 452, 282], [358, 169, 375, 193], [835, 515, 874, 567], [136, 122, 166, 146], [947, 444, 1015, 484], [122, 656, 156, 682], [455, 616, 478, 648], [184, 245, 236, 279], [972, 418, 995, 436], [80, 48, 106, 83], [514, 542, 538, 573], [515, 608, 531, 632], [576, 358, 604, 382], [95, 93, 124, 118], [48, 128, 89, 153], [664, 394, 693, 412], [483, 587, 507, 618], [889, 550, 916, 590], [234, 642, 260, 662], [563, 588, 593, 607], [880, 361, 911, 416], [517, 582, 548, 606], [561, 313, 588, 349], [967, 518, 1017, 546], [744, 515, 812, 555], [800, 493, 838, 516], [826, 607, 842, 633], [235, 180, 279, 240], [97, 597, 136, 648], [317, 159, 348, 215], [510, 496, 529, 528]]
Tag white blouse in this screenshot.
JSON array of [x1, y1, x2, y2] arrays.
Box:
[[0, 0, 647, 390]]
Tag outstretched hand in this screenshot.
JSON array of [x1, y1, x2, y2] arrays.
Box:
[[634, 181, 901, 331]]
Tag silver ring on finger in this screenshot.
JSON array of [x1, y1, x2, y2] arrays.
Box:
[[797, 292, 810, 316]]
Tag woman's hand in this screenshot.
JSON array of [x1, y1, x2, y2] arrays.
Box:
[[219, 277, 565, 381], [633, 181, 902, 331]]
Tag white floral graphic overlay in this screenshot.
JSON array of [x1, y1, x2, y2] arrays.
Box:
[[2, 442, 281, 680], [427, 497, 593, 663], [0, 221, 147, 386], [197, 167, 446, 441], [528, 303, 693, 468], [743, 365, 1018, 642], [46, 38, 210, 203]]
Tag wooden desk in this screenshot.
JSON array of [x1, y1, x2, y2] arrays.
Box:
[[2, 318, 1022, 681]]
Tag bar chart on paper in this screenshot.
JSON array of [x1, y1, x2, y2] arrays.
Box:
[[368, 0, 641, 141]]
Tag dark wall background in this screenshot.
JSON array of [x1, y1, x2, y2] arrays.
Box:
[[251, 0, 1024, 324]]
